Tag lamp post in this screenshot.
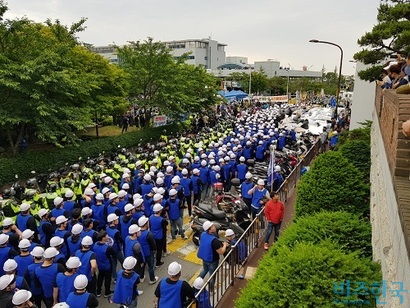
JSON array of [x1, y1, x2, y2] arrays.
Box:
[[248, 67, 252, 96], [285, 68, 290, 102], [309, 39, 343, 118]]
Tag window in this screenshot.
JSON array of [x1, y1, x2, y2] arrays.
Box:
[[187, 55, 195, 60]]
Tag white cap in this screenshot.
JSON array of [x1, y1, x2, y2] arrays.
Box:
[[129, 224, 141, 234], [104, 176, 113, 184], [171, 176, 180, 184], [169, 189, 177, 197], [109, 193, 118, 200], [74, 274, 88, 289], [53, 303, 69, 308], [123, 256, 137, 270], [168, 261, 182, 276], [66, 256, 82, 269], [81, 236, 93, 246], [107, 213, 119, 223], [201, 160, 207, 167], [245, 172, 253, 179], [18, 239, 31, 249], [87, 183, 97, 189], [101, 187, 110, 195], [169, 155, 175, 161], [138, 216, 149, 227], [153, 203, 163, 212], [96, 193, 104, 201], [134, 198, 144, 208], [143, 174, 151, 181], [240, 156, 246, 162], [56, 215, 68, 225], [157, 172, 164, 178], [122, 183, 130, 190], [0, 274, 14, 290], [213, 165, 220, 172], [193, 277, 204, 289], [50, 236, 64, 247], [203, 221, 213, 232], [124, 203, 134, 213], [157, 187, 165, 195], [43, 247, 59, 259], [156, 177, 164, 185], [22, 229, 35, 239], [163, 160, 170, 166], [257, 179, 265, 186], [84, 188, 95, 196], [118, 190, 127, 198], [225, 229, 235, 237], [20, 203, 30, 212], [166, 166, 174, 174], [153, 194, 163, 202], [274, 165, 281, 172], [53, 197, 64, 207], [122, 173, 130, 179], [30, 246, 44, 258], [81, 207, 92, 216], [65, 189, 74, 198], [133, 193, 142, 200], [12, 289, 32, 305], [181, 168, 188, 175], [38, 208, 49, 218], [2, 218, 13, 227], [71, 223, 84, 235], [3, 259, 18, 272], [0, 234, 10, 245], [193, 168, 200, 175]]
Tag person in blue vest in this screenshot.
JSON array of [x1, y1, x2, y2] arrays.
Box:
[[82, 218, 98, 243], [255, 141, 265, 162], [21, 229, 37, 252], [243, 141, 254, 160], [154, 261, 194, 308], [94, 230, 116, 298], [137, 215, 158, 285], [180, 169, 194, 216], [132, 198, 145, 222], [75, 236, 97, 295], [137, 174, 154, 196], [34, 247, 65, 308], [0, 234, 18, 276], [235, 157, 248, 183], [51, 197, 69, 222], [49, 236, 67, 266], [276, 133, 286, 151], [106, 213, 125, 281], [248, 179, 270, 219], [199, 160, 210, 201], [0, 274, 15, 307], [15, 239, 33, 277], [66, 274, 99, 308], [119, 203, 138, 242], [53, 216, 70, 257], [193, 277, 212, 308], [241, 172, 254, 215], [24, 246, 44, 307], [66, 224, 84, 257], [107, 193, 122, 217], [16, 203, 37, 239], [63, 189, 77, 213], [221, 157, 232, 192], [91, 193, 107, 230], [225, 229, 247, 264], [3, 259, 29, 291], [133, 169, 144, 194], [55, 256, 81, 303], [329, 131, 339, 150], [112, 256, 141, 308], [165, 189, 186, 240], [124, 224, 145, 280], [116, 190, 128, 214], [12, 289, 36, 308], [37, 209, 54, 248], [191, 168, 203, 207], [81, 188, 96, 209], [197, 221, 229, 290], [149, 203, 168, 268], [1, 218, 21, 252], [81, 207, 99, 231]]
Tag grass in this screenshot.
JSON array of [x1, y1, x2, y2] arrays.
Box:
[[78, 125, 141, 137]]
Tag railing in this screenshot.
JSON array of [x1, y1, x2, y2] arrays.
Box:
[[187, 139, 321, 308]]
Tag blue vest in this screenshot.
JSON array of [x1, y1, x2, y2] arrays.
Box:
[[0, 246, 11, 275], [236, 164, 247, 181], [209, 171, 219, 185], [138, 230, 151, 257], [35, 263, 58, 298], [54, 229, 69, 256], [241, 181, 254, 199], [91, 203, 106, 226], [16, 214, 31, 232], [158, 279, 183, 308], [39, 220, 52, 246], [180, 177, 192, 197], [117, 200, 127, 215], [106, 226, 122, 253], [199, 167, 210, 184], [15, 254, 33, 276], [166, 198, 180, 220], [113, 270, 139, 305], [243, 147, 252, 159], [107, 204, 119, 216], [255, 146, 265, 159], [197, 232, 216, 262], [191, 176, 200, 194], [277, 136, 286, 150], [67, 236, 82, 256], [251, 188, 267, 209], [56, 272, 77, 302], [27, 262, 42, 295], [143, 195, 153, 217], [140, 183, 153, 196], [82, 229, 97, 240], [75, 250, 93, 280], [51, 208, 66, 219], [63, 200, 76, 213], [66, 291, 90, 308], [124, 236, 139, 258], [132, 210, 144, 222], [221, 165, 231, 181], [120, 216, 134, 242], [195, 289, 212, 308], [93, 242, 111, 271], [149, 215, 164, 240]]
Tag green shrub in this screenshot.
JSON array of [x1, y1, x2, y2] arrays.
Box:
[[339, 140, 371, 178], [338, 124, 371, 147], [295, 151, 369, 218], [101, 116, 113, 126], [270, 211, 372, 258], [235, 242, 381, 308], [0, 122, 186, 186]]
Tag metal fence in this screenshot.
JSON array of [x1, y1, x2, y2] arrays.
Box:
[[187, 140, 321, 308]]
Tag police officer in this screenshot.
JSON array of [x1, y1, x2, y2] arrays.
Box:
[[66, 274, 99, 308]]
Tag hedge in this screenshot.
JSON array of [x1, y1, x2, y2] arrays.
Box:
[[295, 151, 370, 218], [235, 242, 381, 308], [270, 211, 372, 258], [0, 123, 186, 187], [339, 140, 371, 178]]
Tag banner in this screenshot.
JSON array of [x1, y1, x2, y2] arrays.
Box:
[[153, 115, 167, 127], [267, 144, 276, 186]]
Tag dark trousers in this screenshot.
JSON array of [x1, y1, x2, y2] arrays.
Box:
[[32, 295, 42, 307], [87, 275, 97, 295], [42, 297, 53, 308], [97, 269, 112, 295], [265, 221, 282, 243], [155, 238, 164, 265], [184, 195, 193, 216]]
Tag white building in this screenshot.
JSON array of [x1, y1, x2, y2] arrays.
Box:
[[226, 56, 248, 65]]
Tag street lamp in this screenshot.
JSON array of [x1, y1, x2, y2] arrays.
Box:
[[309, 39, 343, 118]]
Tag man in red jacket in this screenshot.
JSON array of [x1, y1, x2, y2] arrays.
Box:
[[264, 192, 284, 250]]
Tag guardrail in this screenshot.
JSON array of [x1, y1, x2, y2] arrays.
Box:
[[187, 139, 321, 308]]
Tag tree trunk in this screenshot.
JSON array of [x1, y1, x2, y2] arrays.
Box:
[[7, 123, 25, 156]]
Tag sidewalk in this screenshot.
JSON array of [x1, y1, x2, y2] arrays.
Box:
[[215, 189, 297, 307]]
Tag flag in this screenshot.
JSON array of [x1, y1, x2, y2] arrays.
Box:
[[267, 144, 275, 186]]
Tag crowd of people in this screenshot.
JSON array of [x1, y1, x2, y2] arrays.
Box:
[[0, 99, 348, 307], [378, 53, 410, 93]]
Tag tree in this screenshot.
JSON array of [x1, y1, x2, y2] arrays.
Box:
[[354, 0, 410, 81], [295, 151, 370, 217], [235, 242, 381, 308], [0, 6, 127, 155], [116, 38, 219, 126]]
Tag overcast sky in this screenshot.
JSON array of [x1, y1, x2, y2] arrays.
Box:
[[5, 0, 380, 76]]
